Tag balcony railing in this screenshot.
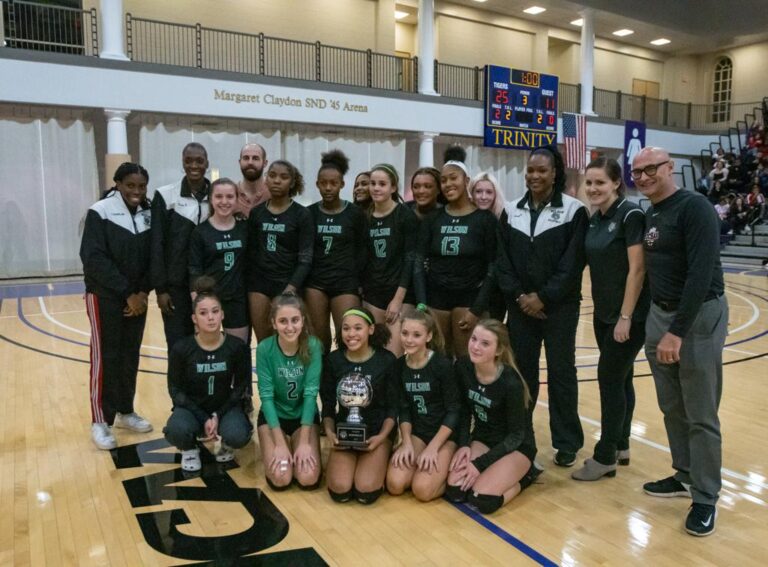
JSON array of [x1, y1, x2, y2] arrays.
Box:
[[1, 0, 97, 55], [1, 2, 764, 133]]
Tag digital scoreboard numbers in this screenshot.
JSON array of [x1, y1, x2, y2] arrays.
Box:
[[484, 65, 559, 150]]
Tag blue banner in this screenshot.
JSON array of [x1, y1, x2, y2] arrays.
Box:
[[623, 120, 645, 188]]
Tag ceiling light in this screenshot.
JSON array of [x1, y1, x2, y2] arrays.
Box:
[[612, 29, 634, 37], [570, 18, 583, 26], [650, 38, 671, 45], [472, 0, 488, 3], [395, 10, 408, 19], [523, 6, 547, 15]]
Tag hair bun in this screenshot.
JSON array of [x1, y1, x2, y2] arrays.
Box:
[[191, 275, 217, 295], [321, 149, 350, 175], [443, 145, 466, 164]]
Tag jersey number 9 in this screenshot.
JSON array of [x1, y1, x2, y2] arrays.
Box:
[[223, 251, 235, 271]]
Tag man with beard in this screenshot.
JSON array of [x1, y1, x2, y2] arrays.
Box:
[[236, 143, 269, 218]]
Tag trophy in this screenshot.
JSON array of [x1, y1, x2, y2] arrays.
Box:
[[336, 372, 373, 448]]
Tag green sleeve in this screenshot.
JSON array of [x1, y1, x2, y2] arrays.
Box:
[[300, 337, 323, 425], [256, 339, 281, 428]]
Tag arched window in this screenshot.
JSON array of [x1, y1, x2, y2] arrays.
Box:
[[712, 57, 733, 123]]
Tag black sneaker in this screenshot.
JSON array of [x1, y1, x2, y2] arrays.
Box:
[[553, 450, 577, 467], [685, 503, 717, 536], [643, 476, 691, 498]]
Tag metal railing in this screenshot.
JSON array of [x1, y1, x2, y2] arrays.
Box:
[[125, 14, 417, 93], [1, 3, 765, 133], [0, 0, 97, 55]]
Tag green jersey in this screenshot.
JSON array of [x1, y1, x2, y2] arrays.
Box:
[[256, 335, 322, 428]]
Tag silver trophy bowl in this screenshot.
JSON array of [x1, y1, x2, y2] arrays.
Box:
[[337, 372, 372, 424]]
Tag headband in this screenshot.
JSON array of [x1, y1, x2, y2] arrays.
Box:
[[372, 163, 400, 186], [444, 160, 469, 176], [343, 308, 374, 325]]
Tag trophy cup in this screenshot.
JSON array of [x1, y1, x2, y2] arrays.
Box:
[[336, 372, 373, 448]]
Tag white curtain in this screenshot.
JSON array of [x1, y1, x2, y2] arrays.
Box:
[[0, 118, 99, 278], [433, 142, 529, 203], [139, 122, 406, 206], [139, 123, 282, 197]]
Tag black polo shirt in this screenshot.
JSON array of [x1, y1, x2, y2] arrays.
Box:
[[585, 198, 650, 324]]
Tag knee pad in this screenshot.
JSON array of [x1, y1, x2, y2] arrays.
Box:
[[444, 484, 469, 503], [266, 477, 291, 492], [468, 492, 504, 515], [353, 486, 383, 505], [297, 478, 321, 491], [328, 487, 353, 503]]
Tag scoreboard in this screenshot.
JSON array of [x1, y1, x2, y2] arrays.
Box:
[[484, 65, 559, 150]]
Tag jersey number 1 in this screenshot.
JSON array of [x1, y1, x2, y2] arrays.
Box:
[[207, 375, 215, 396]]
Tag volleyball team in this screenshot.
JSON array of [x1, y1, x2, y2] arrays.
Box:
[[81, 141, 645, 515]]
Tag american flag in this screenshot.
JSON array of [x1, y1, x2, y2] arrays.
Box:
[[562, 113, 587, 171]]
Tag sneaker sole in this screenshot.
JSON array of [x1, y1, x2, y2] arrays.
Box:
[[643, 488, 691, 498], [216, 454, 235, 463], [685, 525, 716, 537], [93, 440, 117, 450], [553, 457, 576, 467], [114, 423, 154, 433]]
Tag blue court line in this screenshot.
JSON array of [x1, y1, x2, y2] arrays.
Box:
[[0, 280, 84, 299], [449, 502, 558, 566]]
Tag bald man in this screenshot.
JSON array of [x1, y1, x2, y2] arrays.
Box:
[[235, 143, 269, 218], [632, 147, 727, 537]]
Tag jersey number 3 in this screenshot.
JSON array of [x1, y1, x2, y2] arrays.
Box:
[[440, 236, 460, 256]]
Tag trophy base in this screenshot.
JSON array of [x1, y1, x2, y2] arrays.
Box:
[[336, 423, 368, 448]]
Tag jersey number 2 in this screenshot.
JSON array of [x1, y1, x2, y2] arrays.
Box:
[[373, 239, 387, 258], [286, 380, 298, 400]]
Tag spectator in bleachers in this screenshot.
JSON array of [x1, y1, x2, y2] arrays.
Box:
[[747, 184, 766, 222], [708, 180, 726, 204], [708, 160, 728, 189], [729, 196, 750, 235]]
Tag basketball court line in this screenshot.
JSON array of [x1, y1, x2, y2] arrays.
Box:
[[537, 400, 768, 492]]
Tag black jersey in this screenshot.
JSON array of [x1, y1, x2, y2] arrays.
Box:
[[80, 191, 152, 300], [188, 219, 247, 300], [454, 357, 536, 471], [362, 204, 419, 294], [150, 178, 211, 293], [417, 208, 497, 314], [321, 348, 398, 436], [397, 352, 461, 441], [307, 201, 367, 290], [167, 334, 250, 422], [246, 200, 313, 290]]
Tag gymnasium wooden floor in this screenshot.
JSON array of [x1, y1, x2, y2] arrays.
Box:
[[1, 267, 767, 566]]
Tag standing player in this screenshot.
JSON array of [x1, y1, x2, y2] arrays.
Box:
[[446, 320, 539, 514], [407, 167, 445, 219], [496, 145, 588, 468], [189, 178, 249, 342], [246, 160, 313, 342], [634, 146, 728, 537], [469, 172, 507, 322], [352, 171, 372, 208], [417, 147, 497, 357], [151, 142, 211, 350], [386, 306, 460, 502], [305, 150, 367, 352], [235, 143, 269, 218], [321, 308, 398, 505], [573, 158, 649, 481], [164, 282, 252, 471], [361, 164, 420, 355], [81, 163, 154, 450], [256, 294, 323, 490]]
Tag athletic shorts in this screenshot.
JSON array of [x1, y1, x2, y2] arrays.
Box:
[[257, 410, 320, 436], [248, 277, 289, 300], [362, 285, 416, 312], [428, 283, 480, 312], [411, 428, 459, 447], [305, 281, 360, 300], [221, 295, 249, 328]]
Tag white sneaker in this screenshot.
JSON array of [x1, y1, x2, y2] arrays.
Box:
[[216, 443, 235, 463], [114, 412, 153, 433], [181, 448, 201, 471], [91, 423, 117, 450]]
